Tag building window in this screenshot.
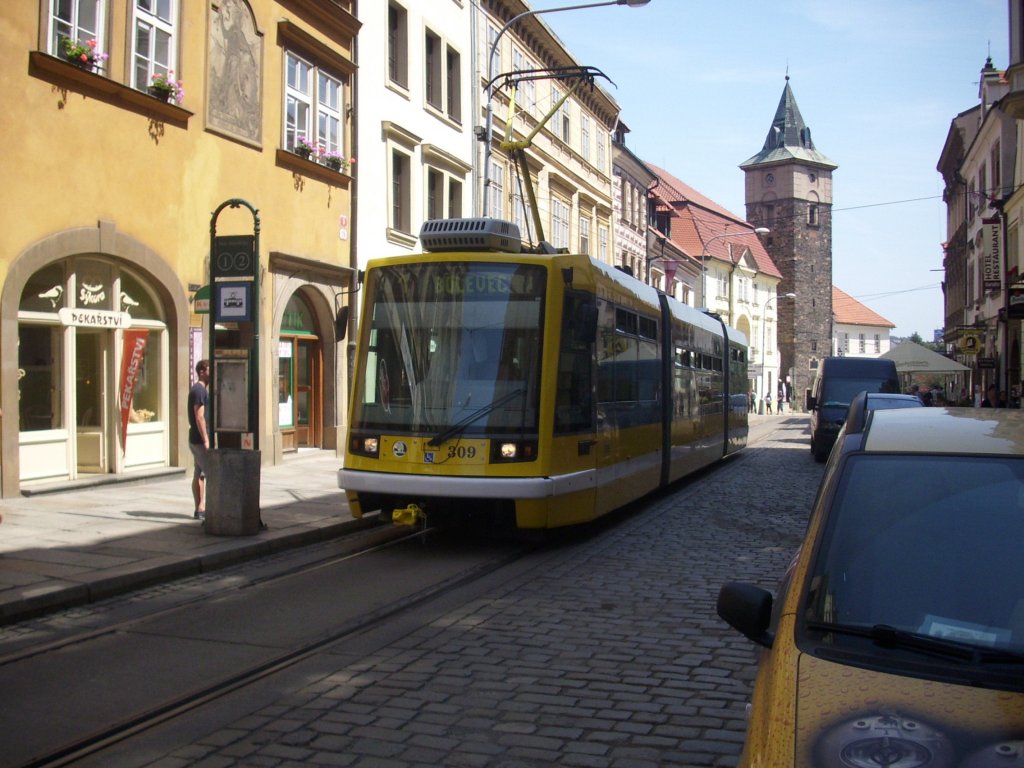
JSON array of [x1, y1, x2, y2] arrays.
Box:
[[427, 167, 463, 220], [388, 2, 408, 88], [425, 30, 441, 110], [489, 160, 504, 219], [596, 129, 606, 174], [446, 46, 461, 123], [425, 31, 461, 123], [449, 178, 462, 218], [552, 198, 570, 249], [427, 168, 442, 220], [132, 0, 176, 93], [598, 224, 609, 263], [512, 48, 536, 114], [843, 333, 849, 353], [50, 0, 106, 60], [858, 334, 865, 353], [874, 334, 880, 353], [391, 149, 411, 233], [551, 85, 570, 143], [581, 115, 590, 163], [487, 24, 499, 79], [808, 203, 819, 226], [284, 52, 343, 157], [580, 216, 591, 255], [511, 191, 527, 235]]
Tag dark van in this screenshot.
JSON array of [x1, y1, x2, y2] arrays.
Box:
[[805, 357, 899, 461]]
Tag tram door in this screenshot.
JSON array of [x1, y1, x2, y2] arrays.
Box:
[[75, 330, 109, 474]]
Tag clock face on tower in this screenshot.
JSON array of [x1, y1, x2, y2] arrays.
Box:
[[765, 173, 775, 186]]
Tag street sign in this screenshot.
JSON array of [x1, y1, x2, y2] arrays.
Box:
[[212, 235, 257, 280]]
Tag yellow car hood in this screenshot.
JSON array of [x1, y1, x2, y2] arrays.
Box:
[[794, 653, 1024, 767]]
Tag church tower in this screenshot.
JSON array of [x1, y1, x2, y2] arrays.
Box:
[[741, 78, 837, 409]]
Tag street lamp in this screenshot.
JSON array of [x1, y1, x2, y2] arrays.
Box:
[[699, 227, 769, 311], [480, 0, 652, 216], [760, 291, 796, 414]]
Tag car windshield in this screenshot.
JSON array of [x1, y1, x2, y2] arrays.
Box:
[[804, 454, 1024, 655], [352, 261, 545, 434], [821, 377, 897, 408]]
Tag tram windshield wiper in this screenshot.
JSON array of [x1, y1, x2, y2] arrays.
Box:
[[805, 621, 1024, 665], [428, 388, 525, 447]]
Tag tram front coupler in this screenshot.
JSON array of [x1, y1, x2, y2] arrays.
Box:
[[392, 504, 427, 528]]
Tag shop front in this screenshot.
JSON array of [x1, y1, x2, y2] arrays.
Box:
[[1, 223, 189, 498]]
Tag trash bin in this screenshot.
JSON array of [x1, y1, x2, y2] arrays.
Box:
[[204, 448, 262, 536]]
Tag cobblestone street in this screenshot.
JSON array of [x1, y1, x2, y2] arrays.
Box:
[[138, 417, 821, 768]]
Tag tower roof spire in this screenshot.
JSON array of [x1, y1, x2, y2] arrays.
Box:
[[740, 78, 837, 170]]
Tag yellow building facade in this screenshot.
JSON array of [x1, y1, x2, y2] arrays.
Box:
[[0, 0, 358, 497]]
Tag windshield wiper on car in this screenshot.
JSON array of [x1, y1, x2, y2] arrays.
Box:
[[805, 621, 1024, 665], [428, 388, 525, 447]]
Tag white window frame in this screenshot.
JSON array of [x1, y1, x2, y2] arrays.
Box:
[[552, 198, 570, 250], [50, 0, 105, 60], [512, 190, 528, 237], [284, 51, 344, 156], [488, 159, 504, 220], [580, 115, 590, 163], [579, 215, 591, 255], [388, 2, 408, 89], [131, 0, 177, 92], [596, 129, 606, 174], [598, 224, 609, 263]]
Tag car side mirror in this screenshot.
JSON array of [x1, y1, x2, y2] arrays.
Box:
[[717, 582, 774, 648]]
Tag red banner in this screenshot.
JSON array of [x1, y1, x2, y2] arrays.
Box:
[[118, 329, 149, 455]]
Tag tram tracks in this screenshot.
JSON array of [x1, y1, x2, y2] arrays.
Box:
[[2, 524, 534, 768]]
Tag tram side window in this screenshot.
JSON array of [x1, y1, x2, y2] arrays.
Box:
[[597, 304, 660, 427], [555, 292, 594, 433]]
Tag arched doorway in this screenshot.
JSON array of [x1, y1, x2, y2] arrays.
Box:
[[278, 292, 323, 452], [17, 258, 170, 483]]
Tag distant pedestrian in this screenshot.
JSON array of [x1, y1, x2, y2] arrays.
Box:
[[188, 359, 212, 519], [765, 392, 773, 414], [981, 384, 997, 408]]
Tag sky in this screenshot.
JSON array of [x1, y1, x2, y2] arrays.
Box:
[[531, 0, 1008, 339]]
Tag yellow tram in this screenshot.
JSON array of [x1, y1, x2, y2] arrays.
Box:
[[338, 218, 748, 530]]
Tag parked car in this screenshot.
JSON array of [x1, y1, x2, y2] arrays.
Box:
[[805, 357, 899, 462], [718, 407, 1024, 767], [845, 390, 923, 426]]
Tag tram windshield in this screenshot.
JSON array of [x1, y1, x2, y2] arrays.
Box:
[[353, 261, 546, 435]]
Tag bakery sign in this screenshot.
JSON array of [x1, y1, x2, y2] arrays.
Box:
[[58, 308, 132, 327]]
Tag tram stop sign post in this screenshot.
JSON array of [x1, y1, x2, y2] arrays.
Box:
[[206, 200, 262, 536]]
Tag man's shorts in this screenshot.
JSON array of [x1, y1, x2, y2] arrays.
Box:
[[190, 442, 210, 480]]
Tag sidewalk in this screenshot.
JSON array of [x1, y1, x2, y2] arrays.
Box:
[[0, 449, 363, 624]]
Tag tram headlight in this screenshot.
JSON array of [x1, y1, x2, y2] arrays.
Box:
[[491, 439, 537, 463], [350, 435, 380, 457]]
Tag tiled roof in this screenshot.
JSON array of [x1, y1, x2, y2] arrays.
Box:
[[832, 285, 894, 328], [647, 164, 782, 279]]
